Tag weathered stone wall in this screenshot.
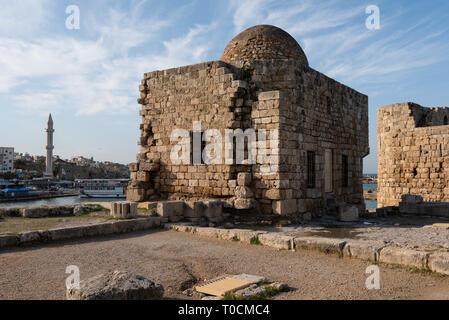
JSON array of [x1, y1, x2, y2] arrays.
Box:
[[127, 26, 369, 216], [128, 58, 368, 215], [248, 60, 368, 214], [378, 102, 449, 207], [127, 61, 251, 202]]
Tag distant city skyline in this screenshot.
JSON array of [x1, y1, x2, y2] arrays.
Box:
[[1, 0, 449, 173]]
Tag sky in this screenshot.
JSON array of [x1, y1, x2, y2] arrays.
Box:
[[0, 0, 448, 173]]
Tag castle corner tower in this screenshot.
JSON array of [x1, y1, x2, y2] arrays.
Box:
[[45, 114, 54, 177]]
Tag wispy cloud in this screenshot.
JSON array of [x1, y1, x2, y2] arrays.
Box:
[[227, 0, 449, 88], [0, 2, 216, 116]]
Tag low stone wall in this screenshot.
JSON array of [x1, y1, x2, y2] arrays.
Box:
[[378, 195, 449, 218], [0, 204, 105, 218], [165, 223, 449, 276], [0, 217, 161, 250], [157, 199, 223, 224]]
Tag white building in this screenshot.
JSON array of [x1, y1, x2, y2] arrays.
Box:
[[0, 147, 14, 172]]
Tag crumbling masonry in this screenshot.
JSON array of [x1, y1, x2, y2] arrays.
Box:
[[378, 102, 449, 207], [127, 25, 369, 216]]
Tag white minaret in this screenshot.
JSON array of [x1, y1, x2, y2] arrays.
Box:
[[45, 114, 54, 177]]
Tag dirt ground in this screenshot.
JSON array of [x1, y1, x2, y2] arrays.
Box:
[[0, 216, 109, 234], [0, 209, 153, 234], [0, 229, 448, 300]]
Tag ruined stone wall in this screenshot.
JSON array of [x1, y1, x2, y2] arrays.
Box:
[[247, 60, 368, 214], [128, 61, 250, 202], [128, 58, 368, 216], [378, 102, 449, 207]]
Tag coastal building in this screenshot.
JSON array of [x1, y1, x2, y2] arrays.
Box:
[[0, 147, 14, 172], [378, 102, 449, 207], [127, 25, 369, 216], [45, 114, 54, 177]]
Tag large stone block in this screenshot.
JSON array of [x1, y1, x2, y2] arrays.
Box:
[[0, 234, 18, 248], [19, 231, 41, 245], [140, 161, 160, 172], [234, 199, 257, 210], [428, 252, 449, 275], [237, 173, 251, 186], [294, 237, 346, 255], [342, 241, 384, 261], [67, 270, 164, 300], [126, 188, 146, 202], [157, 201, 184, 218], [129, 163, 139, 172], [111, 202, 138, 219], [337, 205, 359, 222], [259, 233, 294, 250], [49, 226, 85, 241], [184, 201, 204, 218], [401, 194, 423, 204], [137, 171, 150, 182], [272, 199, 296, 215], [203, 200, 223, 218], [379, 247, 427, 269], [234, 186, 254, 199]]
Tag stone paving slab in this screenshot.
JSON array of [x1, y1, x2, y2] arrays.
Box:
[[378, 247, 428, 269], [428, 252, 449, 275], [343, 240, 385, 262], [165, 223, 449, 276]]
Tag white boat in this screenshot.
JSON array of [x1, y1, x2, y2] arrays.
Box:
[[76, 179, 129, 198]]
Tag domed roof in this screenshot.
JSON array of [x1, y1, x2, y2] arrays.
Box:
[[221, 25, 308, 66]]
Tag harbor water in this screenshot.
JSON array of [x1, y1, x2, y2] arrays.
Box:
[[0, 196, 120, 209], [1, 184, 379, 209]]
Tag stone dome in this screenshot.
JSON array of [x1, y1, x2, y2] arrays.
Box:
[[221, 25, 308, 66]]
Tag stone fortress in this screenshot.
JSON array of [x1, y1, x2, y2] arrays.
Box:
[[127, 25, 369, 218], [378, 102, 449, 208]]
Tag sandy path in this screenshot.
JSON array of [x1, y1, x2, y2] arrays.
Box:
[[0, 229, 448, 300]]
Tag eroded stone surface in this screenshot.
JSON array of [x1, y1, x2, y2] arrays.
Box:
[[66, 270, 164, 300]]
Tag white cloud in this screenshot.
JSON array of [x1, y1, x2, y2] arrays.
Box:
[[227, 0, 449, 87], [0, 0, 51, 36], [0, 4, 216, 116]]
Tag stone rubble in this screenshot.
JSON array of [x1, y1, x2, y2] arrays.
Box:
[[66, 270, 164, 300]]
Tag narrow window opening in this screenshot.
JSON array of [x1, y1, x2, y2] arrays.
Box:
[[342, 155, 349, 187], [307, 151, 316, 188]]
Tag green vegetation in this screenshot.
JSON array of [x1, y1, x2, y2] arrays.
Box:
[[250, 236, 261, 245], [409, 266, 433, 275], [317, 247, 331, 255], [232, 235, 240, 242]]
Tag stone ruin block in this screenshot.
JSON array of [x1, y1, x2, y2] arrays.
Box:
[[126, 188, 146, 202], [202, 200, 223, 219], [184, 201, 204, 219], [401, 194, 423, 204], [337, 205, 359, 222], [140, 161, 160, 172], [272, 199, 297, 215], [129, 163, 139, 172], [237, 173, 252, 187], [111, 202, 138, 219], [234, 198, 257, 210], [234, 186, 254, 199], [157, 201, 184, 222]]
